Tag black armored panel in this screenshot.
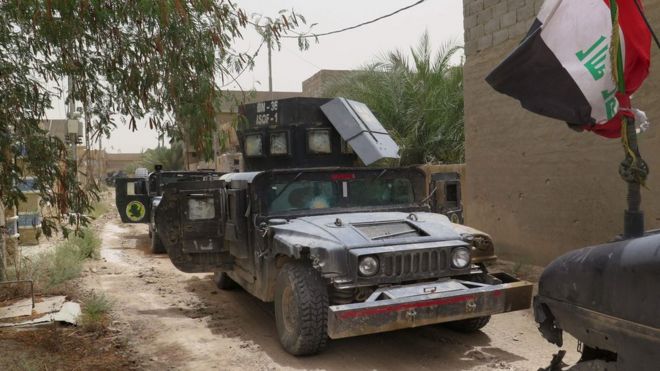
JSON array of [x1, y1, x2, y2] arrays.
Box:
[[238, 97, 358, 171]]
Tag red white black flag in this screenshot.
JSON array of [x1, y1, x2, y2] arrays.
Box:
[[486, 0, 651, 138]]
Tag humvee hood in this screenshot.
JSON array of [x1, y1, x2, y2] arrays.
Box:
[[270, 211, 463, 252]]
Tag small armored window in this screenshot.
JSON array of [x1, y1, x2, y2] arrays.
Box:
[[269, 132, 288, 156], [446, 182, 459, 202], [307, 129, 331, 154], [188, 197, 215, 220], [245, 134, 263, 157]]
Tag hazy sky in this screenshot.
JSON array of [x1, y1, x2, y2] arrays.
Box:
[[47, 0, 464, 153]]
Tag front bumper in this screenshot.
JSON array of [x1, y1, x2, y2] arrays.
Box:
[[327, 272, 533, 339]]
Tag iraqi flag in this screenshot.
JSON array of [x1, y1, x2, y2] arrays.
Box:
[[485, 0, 651, 138]]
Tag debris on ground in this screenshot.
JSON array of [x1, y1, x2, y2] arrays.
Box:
[[0, 296, 81, 327]]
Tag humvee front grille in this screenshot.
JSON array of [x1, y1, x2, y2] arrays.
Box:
[[380, 249, 448, 278]]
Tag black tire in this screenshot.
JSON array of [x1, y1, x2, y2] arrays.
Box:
[[213, 272, 238, 290], [444, 271, 491, 332], [274, 261, 329, 356], [444, 315, 491, 332], [567, 360, 618, 371], [150, 232, 166, 254]]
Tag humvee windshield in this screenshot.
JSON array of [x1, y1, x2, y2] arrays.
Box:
[[265, 171, 418, 214]]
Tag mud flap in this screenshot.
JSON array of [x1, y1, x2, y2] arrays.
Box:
[[115, 177, 151, 223], [156, 180, 234, 273]]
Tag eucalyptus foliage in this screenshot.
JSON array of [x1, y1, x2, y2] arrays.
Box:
[[0, 0, 306, 236], [324, 32, 464, 165]]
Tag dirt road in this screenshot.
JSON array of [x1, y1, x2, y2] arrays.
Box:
[[83, 211, 579, 371]]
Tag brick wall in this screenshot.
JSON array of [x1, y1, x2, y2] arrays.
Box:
[[463, 0, 660, 264], [464, 0, 544, 56]]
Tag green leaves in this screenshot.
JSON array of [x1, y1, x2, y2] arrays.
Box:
[[324, 32, 464, 166], [0, 1, 307, 237], [130, 141, 184, 172]]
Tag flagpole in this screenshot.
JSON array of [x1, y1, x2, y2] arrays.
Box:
[[621, 116, 647, 239]]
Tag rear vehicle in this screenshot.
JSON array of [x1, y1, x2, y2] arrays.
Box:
[[114, 168, 223, 253]]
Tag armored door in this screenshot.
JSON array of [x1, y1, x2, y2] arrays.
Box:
[[155, 180, 233, 273], [115, 177, 151, 223], [430, 172, 464, 224]]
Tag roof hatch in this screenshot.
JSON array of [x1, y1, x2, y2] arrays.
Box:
[[321, 98, 400, 165]]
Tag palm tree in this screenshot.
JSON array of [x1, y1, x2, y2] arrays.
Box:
[[324, 32, 464, 165], [126, 142, 184, 173]]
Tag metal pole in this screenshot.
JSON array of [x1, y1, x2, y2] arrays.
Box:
[[267, 33, 273, 95], [98, 125, 103, 182], [67, 75, 78, 181], [620, 117, 648, 238]]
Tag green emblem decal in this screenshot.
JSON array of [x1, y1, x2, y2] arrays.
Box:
[[126, 200, 146, 222]]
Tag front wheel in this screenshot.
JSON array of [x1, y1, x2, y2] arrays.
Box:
[[444, 315, 491, 332], [274, 261, 329, 356], [213, 272, 238, 290]]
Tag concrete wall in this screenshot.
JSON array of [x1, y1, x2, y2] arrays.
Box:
[[463, 0, 660, 264]]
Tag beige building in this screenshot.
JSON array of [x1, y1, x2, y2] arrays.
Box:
[[462, 0, 660, 264], [105, 153, 143, 173]]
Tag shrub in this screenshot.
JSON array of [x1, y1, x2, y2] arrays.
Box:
[[89, 199, 108, 220], [73, 228, 101, 260], [80, 292, 112, 332], [25, 228, 101, 292]]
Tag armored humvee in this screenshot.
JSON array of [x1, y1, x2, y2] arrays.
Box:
[[155, 97, 533, 355], [115, 167, 223, 253]]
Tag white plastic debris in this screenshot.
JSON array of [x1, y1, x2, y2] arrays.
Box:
[[632, 108, 650, 134], [0, 296, 80, 327]]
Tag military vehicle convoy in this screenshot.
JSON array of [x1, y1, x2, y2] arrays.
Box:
[[146, 97, 533, 355], [115, 167, 223, 253]]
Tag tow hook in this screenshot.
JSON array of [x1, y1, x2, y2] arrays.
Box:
[[406, 309, 417, 321], [465, 300, 477, 313]]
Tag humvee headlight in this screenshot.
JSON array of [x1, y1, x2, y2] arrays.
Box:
[[358, 256, 379, 276], [451, 247, 471, 269]]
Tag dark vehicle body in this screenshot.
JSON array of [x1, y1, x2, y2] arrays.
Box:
[[115, 169, 223, 252], [535, 231, 660, 370], [152, 97, 533, 355], [105, 170, 126, 187], [157, 167, 531, 341], [427, 171, 464, 224]]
